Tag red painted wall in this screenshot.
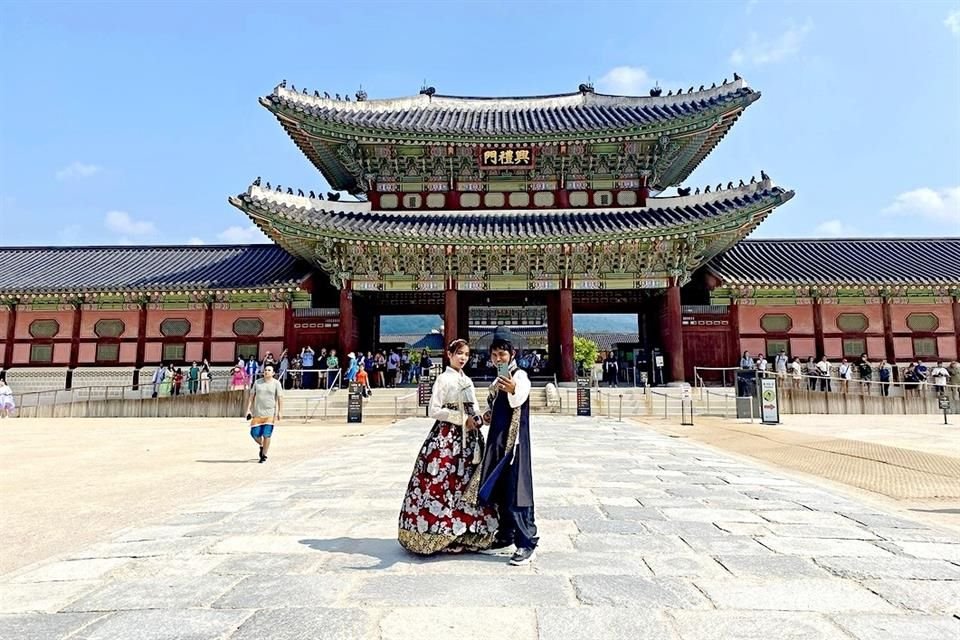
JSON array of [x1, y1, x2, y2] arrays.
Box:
[[145, 309, 205, 338], [211, 309, 284, 338], [737, 304, 814, 334], [820, 304, 884, 335], [210, 341, 236, 362], [15, 309, 74, 339], [79, 310, 141, 338]]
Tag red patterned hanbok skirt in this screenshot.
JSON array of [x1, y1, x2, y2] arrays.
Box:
[[398, 420, 499, 555]]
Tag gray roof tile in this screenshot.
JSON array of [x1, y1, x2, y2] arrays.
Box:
[[266, 82, 758, 137], [708, 238, 960, 286], [0, 245, 311, 294]]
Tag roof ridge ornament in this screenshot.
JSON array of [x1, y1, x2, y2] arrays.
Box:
[[419, 81, 436, 99]]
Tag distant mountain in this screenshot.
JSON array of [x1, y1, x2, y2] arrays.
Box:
[[380, 314, 637, 335]]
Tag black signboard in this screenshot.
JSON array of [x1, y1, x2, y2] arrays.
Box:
[[576, 376, 591, 417], [939, 396, 951, 411], [418, 377, 433, 407], [347, 382, 363, 423]]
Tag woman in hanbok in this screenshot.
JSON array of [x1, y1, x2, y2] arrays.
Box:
[[0, 379, 15, 418], [158, 364, 174, 396], [398, 339, 499, 555]]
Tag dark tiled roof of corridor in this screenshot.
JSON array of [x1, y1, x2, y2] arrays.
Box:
[[0, 245, 312, 293], [708, 238, 960, 286]]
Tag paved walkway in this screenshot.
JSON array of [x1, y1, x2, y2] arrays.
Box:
[[2, 416, 959, 640]]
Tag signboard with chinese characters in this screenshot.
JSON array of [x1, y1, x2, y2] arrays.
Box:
[[479, 147, 534, 169], [760, 377, 780, 425]]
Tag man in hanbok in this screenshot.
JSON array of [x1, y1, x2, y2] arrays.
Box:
[[478, 331, 539, 565]]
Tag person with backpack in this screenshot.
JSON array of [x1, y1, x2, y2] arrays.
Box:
[[857, 354, 873, 394]]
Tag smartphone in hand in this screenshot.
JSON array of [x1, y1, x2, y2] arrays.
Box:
[[496, 362, 511, 379]]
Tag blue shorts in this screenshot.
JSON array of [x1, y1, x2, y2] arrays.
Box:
[[250, 424, 275, 439]]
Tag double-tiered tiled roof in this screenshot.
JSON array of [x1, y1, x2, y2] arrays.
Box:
[[262, 79, 759, 193], [230, 180, 793, 246], [0, 245, 311, 295], [264, 81, 757, 138], [707, 238, 960, 287]]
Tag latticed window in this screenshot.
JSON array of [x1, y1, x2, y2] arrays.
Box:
[[29, 319, 60, 338], [913, 337, 938, 358], [906, 313, 939, 332], [162, 342, 186, 363], [30, 344, 53, 363], [836, 313, 868, 333], [236, 343, 259, 361], [160, 319, 191, 337], [760, 314, 792, 333], [842, 339, 866, 357], [94, 319, 125, 338], [233, 318, 264, 337], [96, 343, 120, 362], [765, 339, 789, 359]]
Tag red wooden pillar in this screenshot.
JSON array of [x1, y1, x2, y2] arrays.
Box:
[[639, 175, 649, 207], [444, 287, 458, 354], [68, 303, 82, 369], [283, 302, 295, 354], [662, 280, 685, 382], [813, 297, 825, 358], [338, 283, 357, 359], [3, 303, 16, 367], [728, 301, 741, 366], [548, 295, 561, 374], [135, 302, 148, 369], [558, 287, 574, 382], [952, 297, 960, 359], [556, 189, 570, 208], [882, 297, 896, 365], [203, 301, 214, 361]]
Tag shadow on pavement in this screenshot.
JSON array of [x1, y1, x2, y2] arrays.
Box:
[[298, 537, 507, 571]]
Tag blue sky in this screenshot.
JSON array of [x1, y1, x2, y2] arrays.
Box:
[[1, 0, 958, 247]]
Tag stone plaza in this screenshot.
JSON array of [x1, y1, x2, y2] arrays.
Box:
[[1, 415, 958, 640]]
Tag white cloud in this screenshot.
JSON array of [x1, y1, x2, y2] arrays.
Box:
[[946, 10, 960, 35], [597, 66, 654, 95], [814, 219, 858, 237], [187, 237, 205, 245], [217, 225, 267, 243], [882, 186, 960, 224], [730, 20, 813, 66], [104, 210, 155, 236], [56, 162, 102, 180]]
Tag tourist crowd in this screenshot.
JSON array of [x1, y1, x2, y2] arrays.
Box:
[[738, 350, 960, 397]]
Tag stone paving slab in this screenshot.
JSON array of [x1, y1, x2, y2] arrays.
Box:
[[71, 609, 253, 640], [3, 415, 960, 639], [830, 613, 960, 640], [669, 610, 850, 640]]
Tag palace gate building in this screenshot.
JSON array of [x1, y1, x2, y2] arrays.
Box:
[[2, 77, 958, 390]]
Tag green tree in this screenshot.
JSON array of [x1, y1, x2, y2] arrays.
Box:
[[573, 336, 599, 371]]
